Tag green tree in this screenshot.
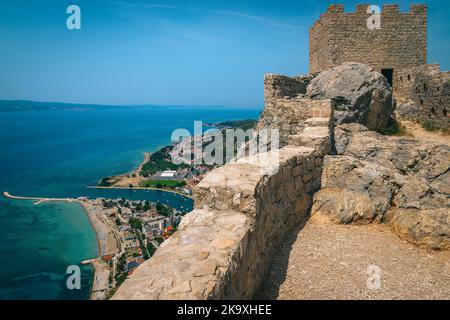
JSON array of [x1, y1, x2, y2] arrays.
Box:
[[156, 202, 173, 217], [143, 200, 150, 211], [147, 242, 156, 257], [128, 217, 142, 231]]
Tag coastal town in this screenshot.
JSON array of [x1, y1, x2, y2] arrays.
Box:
[[3, 192, 185, 300], [88, 120, 258, 298], [80, 197, 187, 299], [96, 120, 257, 197], [2, 119, 258, 300]]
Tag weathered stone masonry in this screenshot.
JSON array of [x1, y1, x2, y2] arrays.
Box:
[[257, 73, 331, 146], [309, 4, 449, 128], [113, 76, 333, 300], [394, 64, 450, 128], [309, 4, 427, 77]]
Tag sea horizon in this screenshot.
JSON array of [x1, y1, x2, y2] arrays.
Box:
[[0, 99, 263, 112], [0, 104, 261, 300]]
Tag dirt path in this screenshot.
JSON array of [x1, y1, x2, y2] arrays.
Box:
[[256, 221, 450, 300]]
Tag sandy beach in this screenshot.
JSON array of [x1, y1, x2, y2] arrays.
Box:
[[101, 152, 151, 188], [3, 192, 120, 300], [77, 199, 122, 300]]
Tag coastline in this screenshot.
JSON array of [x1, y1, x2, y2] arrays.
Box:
[[77, 200, 116, 300], [98, 149, 196, 199], [3, 192, 115, 300], [87, 185, 193, 199], [112, 152, 151, 181], [99, 151, 152, 189], [2, 186, 192, 299], [2, 149, 193, 300]]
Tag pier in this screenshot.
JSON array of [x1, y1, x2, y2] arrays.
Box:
[[3, 192, 77, 204]]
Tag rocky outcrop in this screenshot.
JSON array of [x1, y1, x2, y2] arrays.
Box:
[[307, 62, 394, 132], [311, 125, 450, 250], [333, 123, 368, 155]]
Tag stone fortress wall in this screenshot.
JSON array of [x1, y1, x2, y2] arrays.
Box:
[[113, 76, 334, 299], [309, 4, 427, 76], [310, 3, 449, 128], [394, 64, 450, 128], [258, 73, 330, 146]]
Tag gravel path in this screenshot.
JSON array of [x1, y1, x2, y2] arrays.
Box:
[[255, 221, 450, 300]]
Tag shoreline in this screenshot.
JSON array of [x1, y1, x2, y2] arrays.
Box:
[[87, 185, 193, 200], [3, 191, 114, 300], [112, 152, 151, 180], [98, 149, 196, 200], [2, 148, 193, 300], [77, 200, 114, 300]]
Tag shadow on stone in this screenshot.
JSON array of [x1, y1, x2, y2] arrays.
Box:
[[253, 212, 311, 300]]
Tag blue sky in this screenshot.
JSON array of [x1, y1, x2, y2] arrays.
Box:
[[0, 0, 448, 107]]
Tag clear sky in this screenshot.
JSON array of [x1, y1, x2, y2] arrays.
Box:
[[0, 0, 448, 107]]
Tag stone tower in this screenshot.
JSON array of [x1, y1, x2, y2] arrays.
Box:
[[309, 4, 427, 86]]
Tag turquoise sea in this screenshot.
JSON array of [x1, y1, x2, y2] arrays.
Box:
[[0, 106, 260, 299]]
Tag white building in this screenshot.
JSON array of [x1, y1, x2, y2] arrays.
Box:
[[161, 170, 177, 177]]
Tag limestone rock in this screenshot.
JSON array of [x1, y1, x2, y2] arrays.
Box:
[[395, 100, 421, 121], [307, 62, 394, 131], [334, 123, 368, 155], [311, 155, 398, 225], [387, 208, 450, 251], [312, 129, 450, 250]]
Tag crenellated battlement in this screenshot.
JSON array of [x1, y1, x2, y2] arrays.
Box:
[[310, 3, 428, 73], [320, 3, 426, 16], [313, 3, 427, 28], [326, 4, 344, 13], [356, 4, 371, 13], [382, 4, 399, 14], [410, 4, 427, 14]]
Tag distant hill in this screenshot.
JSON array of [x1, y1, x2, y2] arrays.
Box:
[[0, 100, 258, 112], [206, 119, 258, 131], [0, 100, 161, 112]]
